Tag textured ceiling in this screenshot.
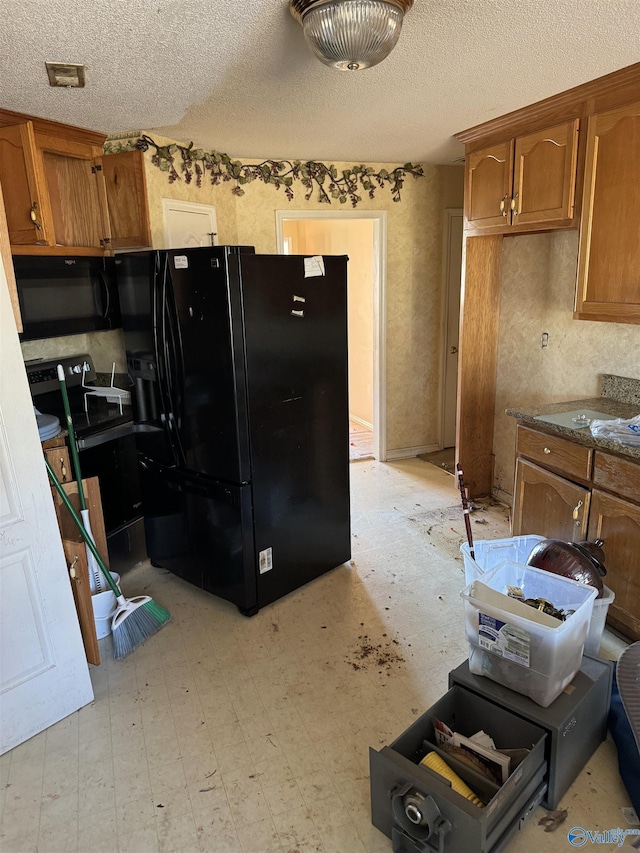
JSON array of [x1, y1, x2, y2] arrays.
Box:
[[1, 0, 639, 165]]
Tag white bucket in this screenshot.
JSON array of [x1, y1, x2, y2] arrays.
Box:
[[91, 573, 120, 639]]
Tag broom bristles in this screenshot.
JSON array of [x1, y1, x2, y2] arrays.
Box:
[[112, 598, 171, 661]]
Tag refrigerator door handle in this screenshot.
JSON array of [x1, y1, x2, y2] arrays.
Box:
[[152, 254, 179, 465], [162, 262, 187, 465]]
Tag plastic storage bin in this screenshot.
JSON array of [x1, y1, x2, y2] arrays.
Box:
[[461, 536, 615, 657], [461, 561, 597, 707], [461, 535, 545, 585], [584, 584, 615, 655]]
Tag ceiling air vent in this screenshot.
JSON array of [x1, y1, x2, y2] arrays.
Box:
[[45, 62, 85, 88]]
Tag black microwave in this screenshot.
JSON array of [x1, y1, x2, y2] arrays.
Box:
[[13, 255, 121, 341]]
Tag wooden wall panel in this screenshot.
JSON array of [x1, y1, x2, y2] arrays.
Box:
[[456, 235, 503, 496]]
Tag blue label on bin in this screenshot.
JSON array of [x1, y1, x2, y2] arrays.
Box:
[[478, 613, 530, 667]]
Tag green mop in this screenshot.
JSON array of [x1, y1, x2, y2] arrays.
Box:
[[46, 459, 170, 660]]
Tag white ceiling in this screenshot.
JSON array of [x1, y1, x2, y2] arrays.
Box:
[[1, 1, 638, 165]]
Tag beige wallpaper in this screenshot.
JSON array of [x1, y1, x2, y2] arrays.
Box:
[[133, 135, 464, 453], [493, 229, 640, 501]]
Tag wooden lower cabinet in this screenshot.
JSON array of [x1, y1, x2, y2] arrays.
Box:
[[588, 489, 640, 640], [44, 444, 72, 484], [512, 423, 640, 641], [512, 458, 590, 541]]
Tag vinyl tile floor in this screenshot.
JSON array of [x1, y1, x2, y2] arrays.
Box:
[[349, 420, 374, 461], [0, 458, 633, 853]]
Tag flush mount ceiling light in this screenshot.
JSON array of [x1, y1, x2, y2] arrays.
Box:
[[290, 0, 413, 71], [45, 62, 85, 88]]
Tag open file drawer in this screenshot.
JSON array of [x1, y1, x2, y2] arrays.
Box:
[[370, 684, 548, 853], [449, 653, 613, 810]]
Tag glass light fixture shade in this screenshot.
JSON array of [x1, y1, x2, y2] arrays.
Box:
[[291, 0, 413, 71]]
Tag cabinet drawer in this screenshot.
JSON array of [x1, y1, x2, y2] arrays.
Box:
[[593, 451, 640, 505], [517, 425, 592, 481]]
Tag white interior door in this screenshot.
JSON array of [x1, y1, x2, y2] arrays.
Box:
[[162, 199, 218, 248], [441, 209, 463, 449], [0, 255, 93, 755]]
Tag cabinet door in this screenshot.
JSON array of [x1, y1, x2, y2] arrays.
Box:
[[512, 458, 590, 541], [0, 178, 22, 331], [102, 150, 151, 249], [513, 119, 578, 226], [0, 122, 53, 246], [588, 489, 640, 641], [575, 101, 640, 324], [36, 133, 110, 250], [464, 141, 513, 229]]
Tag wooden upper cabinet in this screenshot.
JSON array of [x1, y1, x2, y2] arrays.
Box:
[[464, 120, 579, 233], [465, 141, 513, 229], [0, 122, 53, 246], [38, 133, 108, 249], [102, 150, 152, 249], [0, 109, 111, 256], [513, 120, 579, 226], [574, 101, 640, 324]]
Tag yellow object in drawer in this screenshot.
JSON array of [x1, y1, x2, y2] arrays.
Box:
[[420, 752, 484, 807]]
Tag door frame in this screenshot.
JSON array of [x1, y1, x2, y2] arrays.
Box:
[[275, 209, 387, 462], [440, 208, 464, 449]]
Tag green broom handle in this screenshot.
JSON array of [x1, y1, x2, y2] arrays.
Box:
[[57, 364, 86, 512], [45, 458, 121, 598]]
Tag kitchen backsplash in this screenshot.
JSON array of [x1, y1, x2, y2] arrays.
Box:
[[601, 374, 640, 406], [21, 329, 127, 373]]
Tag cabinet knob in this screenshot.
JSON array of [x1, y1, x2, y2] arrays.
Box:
[[543, 447, 551, 454], [500, 195, 508, 216], [573, 499, 583, 522], [511, 193, 519, 215]]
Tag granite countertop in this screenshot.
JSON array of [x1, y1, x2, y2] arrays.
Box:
[[506, 375, 640, 462]]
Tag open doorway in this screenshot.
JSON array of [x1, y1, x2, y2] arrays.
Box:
[[275, 211, 386, 461]]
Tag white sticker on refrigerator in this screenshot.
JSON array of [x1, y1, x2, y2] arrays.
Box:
[[478, 613, 530, 667], [304, 256, 325, 277], [174, 255, 189, 269], [259, 547, 273, 574]]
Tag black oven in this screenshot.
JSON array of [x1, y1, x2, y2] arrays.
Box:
[[13, 255, 120, 341]]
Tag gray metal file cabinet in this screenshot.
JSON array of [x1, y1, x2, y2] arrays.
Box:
[[370, 655, 613, 853]]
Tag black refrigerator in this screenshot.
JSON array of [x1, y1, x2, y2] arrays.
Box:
[[116, 246, 351, 615]]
